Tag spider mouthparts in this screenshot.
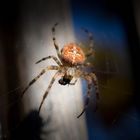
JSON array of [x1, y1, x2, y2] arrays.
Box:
[[58, 77, 71, 85]]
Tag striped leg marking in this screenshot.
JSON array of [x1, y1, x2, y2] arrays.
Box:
[[77, 72, 99, 118], [82, 28, 95, 57], [90, 73, 100, 100], [35, 55, 61, 66], [52, 23, 61, 59], [21, 66, 59, 98], [88, 73, 100, 112], [77, 78, 92, 118], [38, 71, 59, 113]]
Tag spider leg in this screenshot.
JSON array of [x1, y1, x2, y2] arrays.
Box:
[[35, 55, 62, 66], [82, 28, 95, 57], [21, 65, 59, 98], [90, 73, 100, 100], [69, 79, 78, 85], [38, 71, 59, 113], [52, 23, 61, 59], [77, 72, 99, 118], [77, 77, 92, 118], [80, 62, 95, 68]]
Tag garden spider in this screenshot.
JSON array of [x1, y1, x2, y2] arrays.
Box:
[[21, 23, 99, 118]]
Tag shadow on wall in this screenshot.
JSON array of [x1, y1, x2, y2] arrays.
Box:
[[11, 110, 55, 140]]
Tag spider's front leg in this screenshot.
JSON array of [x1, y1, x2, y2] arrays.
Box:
[[77, 72, 99, 118], [52, 23, 61, 59], [21, 65, 59, 98], [35, 55, 62, 66]]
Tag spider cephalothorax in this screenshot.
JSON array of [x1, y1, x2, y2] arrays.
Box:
[[22, 23, 99, 118]]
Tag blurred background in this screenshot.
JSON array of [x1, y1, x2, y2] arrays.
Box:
[[0, 0, 140, 140]]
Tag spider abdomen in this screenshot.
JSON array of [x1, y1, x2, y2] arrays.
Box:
[[61, 43, 85, 65]]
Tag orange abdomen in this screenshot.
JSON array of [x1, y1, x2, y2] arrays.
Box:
[[61, 43, 85, 65]]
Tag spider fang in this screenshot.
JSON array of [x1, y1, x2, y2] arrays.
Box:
[[58, 77, 71, 85]]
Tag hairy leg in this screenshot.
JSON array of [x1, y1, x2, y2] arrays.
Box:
[[77, 76, 92, 118], [90, 73, 99, 100], [52, 23, 61, 59], [77, 72, 99, 118], [38, 71, 60, 113], [21, 65, 59, 98], [35, 55, 62, 65], [80, 62, 94, 68], [82, 28, 95, 57]]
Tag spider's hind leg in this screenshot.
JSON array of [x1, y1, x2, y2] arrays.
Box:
[[77, 77, 92, 118], [91, 73, 100, 100], [77, 73, 99, 118]]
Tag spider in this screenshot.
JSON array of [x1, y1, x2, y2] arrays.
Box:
[[21, 23, 99, 118]]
